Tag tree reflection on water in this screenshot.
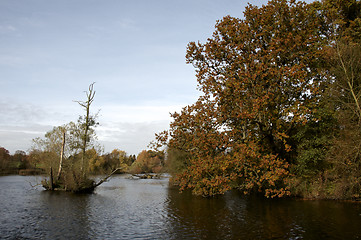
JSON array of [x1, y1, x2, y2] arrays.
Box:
[[0, 175, 361, 240]]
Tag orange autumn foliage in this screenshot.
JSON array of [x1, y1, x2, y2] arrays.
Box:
[[156, 0, 331, 197]]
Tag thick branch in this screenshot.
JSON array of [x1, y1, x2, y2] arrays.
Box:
[[94, 168, 123, 188]]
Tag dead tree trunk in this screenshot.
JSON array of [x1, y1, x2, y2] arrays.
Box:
[[57, 131, 66, 181], [49, 167, 54, 190], [93, 168, 122, 188], [75, 82, 96, 178]]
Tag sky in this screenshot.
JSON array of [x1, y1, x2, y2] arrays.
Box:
[[0, 0, 269, 155]]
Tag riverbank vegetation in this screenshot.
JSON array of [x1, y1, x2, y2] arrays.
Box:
[[0, 144, 163, 175], [0, 144, 164, 188], [0, 148, 43, 175], [152, 0, 361, 200]]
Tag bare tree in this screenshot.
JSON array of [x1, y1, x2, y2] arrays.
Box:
[[74, 82, 98, 177]]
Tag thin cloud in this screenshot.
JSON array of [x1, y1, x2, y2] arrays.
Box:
[[116, 18, 138, 30], [0, 54, 26, 66], [0, 100, 47, 125], [0, 124, 52, 154], [98, 104, 183, 123], [0, 24, 17, 33], [97, 120, 169, 155]]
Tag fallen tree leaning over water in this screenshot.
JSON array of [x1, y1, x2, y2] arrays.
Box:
[[129, 173, 163, 179]]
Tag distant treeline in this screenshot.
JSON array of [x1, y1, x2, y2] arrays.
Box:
[[0, 146, 164, 176], [0, 148, 39, 175]]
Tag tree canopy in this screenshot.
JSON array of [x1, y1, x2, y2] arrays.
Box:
[[155, 0, 361, 199]]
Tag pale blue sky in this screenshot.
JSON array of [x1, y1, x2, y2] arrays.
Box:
[[0, 0, 269, 155]]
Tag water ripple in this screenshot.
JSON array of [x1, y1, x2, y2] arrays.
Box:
[[1, 175, 361, 239]]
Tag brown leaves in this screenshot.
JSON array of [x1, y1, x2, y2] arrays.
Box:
[[162, 0, 332, 198]]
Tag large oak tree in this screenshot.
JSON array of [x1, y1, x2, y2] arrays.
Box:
[[163, 0, 332, 197]]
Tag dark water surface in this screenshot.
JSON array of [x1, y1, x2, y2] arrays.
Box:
[[1, 175, 361, 240]]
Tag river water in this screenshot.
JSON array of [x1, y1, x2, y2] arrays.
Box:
[[0, 175, 361, 240]]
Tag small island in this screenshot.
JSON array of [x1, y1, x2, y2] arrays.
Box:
[[0, 83, 166, 193]]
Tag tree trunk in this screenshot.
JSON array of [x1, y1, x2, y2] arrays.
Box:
[[81, 104, 90, 177], [93, 168, 122, 188], [49, 167, 54, 190], [336, 41, 361, 121], [76, 82, 96, 178], [57, 131, 66, 181]]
